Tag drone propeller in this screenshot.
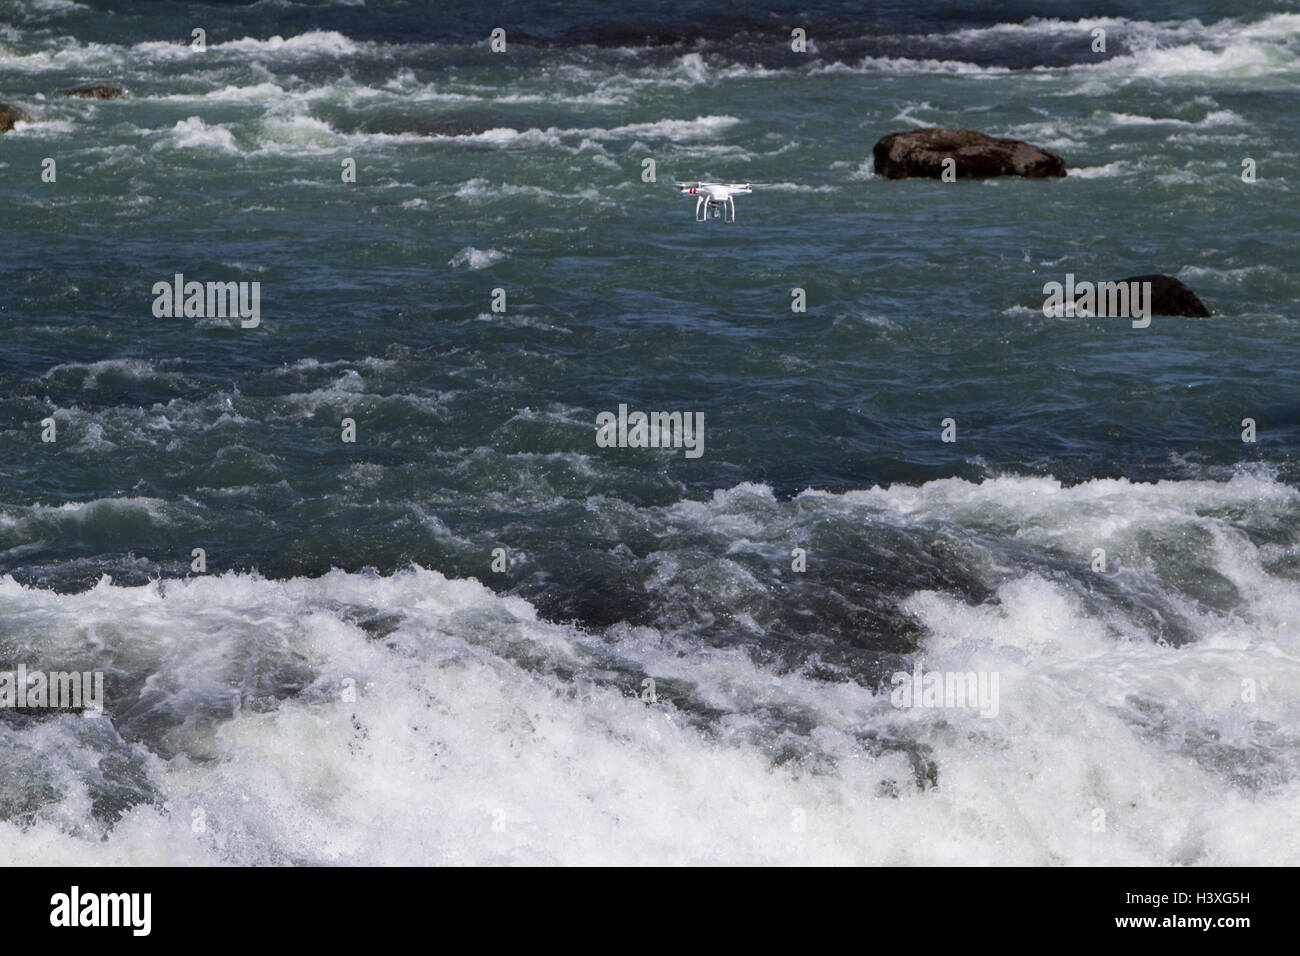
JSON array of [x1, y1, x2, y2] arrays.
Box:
[[674, 181, 770, 191]]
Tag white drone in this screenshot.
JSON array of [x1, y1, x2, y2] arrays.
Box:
[[676, 181, 768, 222]]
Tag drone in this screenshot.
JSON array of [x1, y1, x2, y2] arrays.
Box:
[[676, 182, 768, 223]]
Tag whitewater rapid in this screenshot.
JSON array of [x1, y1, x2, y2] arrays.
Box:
[[3, 472, 1298, 865]]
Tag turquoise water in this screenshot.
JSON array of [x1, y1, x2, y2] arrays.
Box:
[[1, 0, 1298, 864]]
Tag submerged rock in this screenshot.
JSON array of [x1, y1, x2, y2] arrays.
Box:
[[873, 127, 1067, 179], [0, 103, 31, 132], [64, 85, 124, 100]]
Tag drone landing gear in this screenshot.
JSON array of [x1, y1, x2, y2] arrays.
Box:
[[697, 198, 736, 223]]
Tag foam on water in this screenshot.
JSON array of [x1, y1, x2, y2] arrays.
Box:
[[132, 30, 364, 63], [155, 116, 240, 153], [1, 472, 1298, 864], [2, 8, 1296, 84], [1066, 161, 1132, 179], [448, 246, 507, 270]]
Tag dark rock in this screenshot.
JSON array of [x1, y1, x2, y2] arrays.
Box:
[[1079, 274, 1211, 317], [64, 85, 124, 100], [873, 127, 1067, 179], [0, 103, 30, 132]]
